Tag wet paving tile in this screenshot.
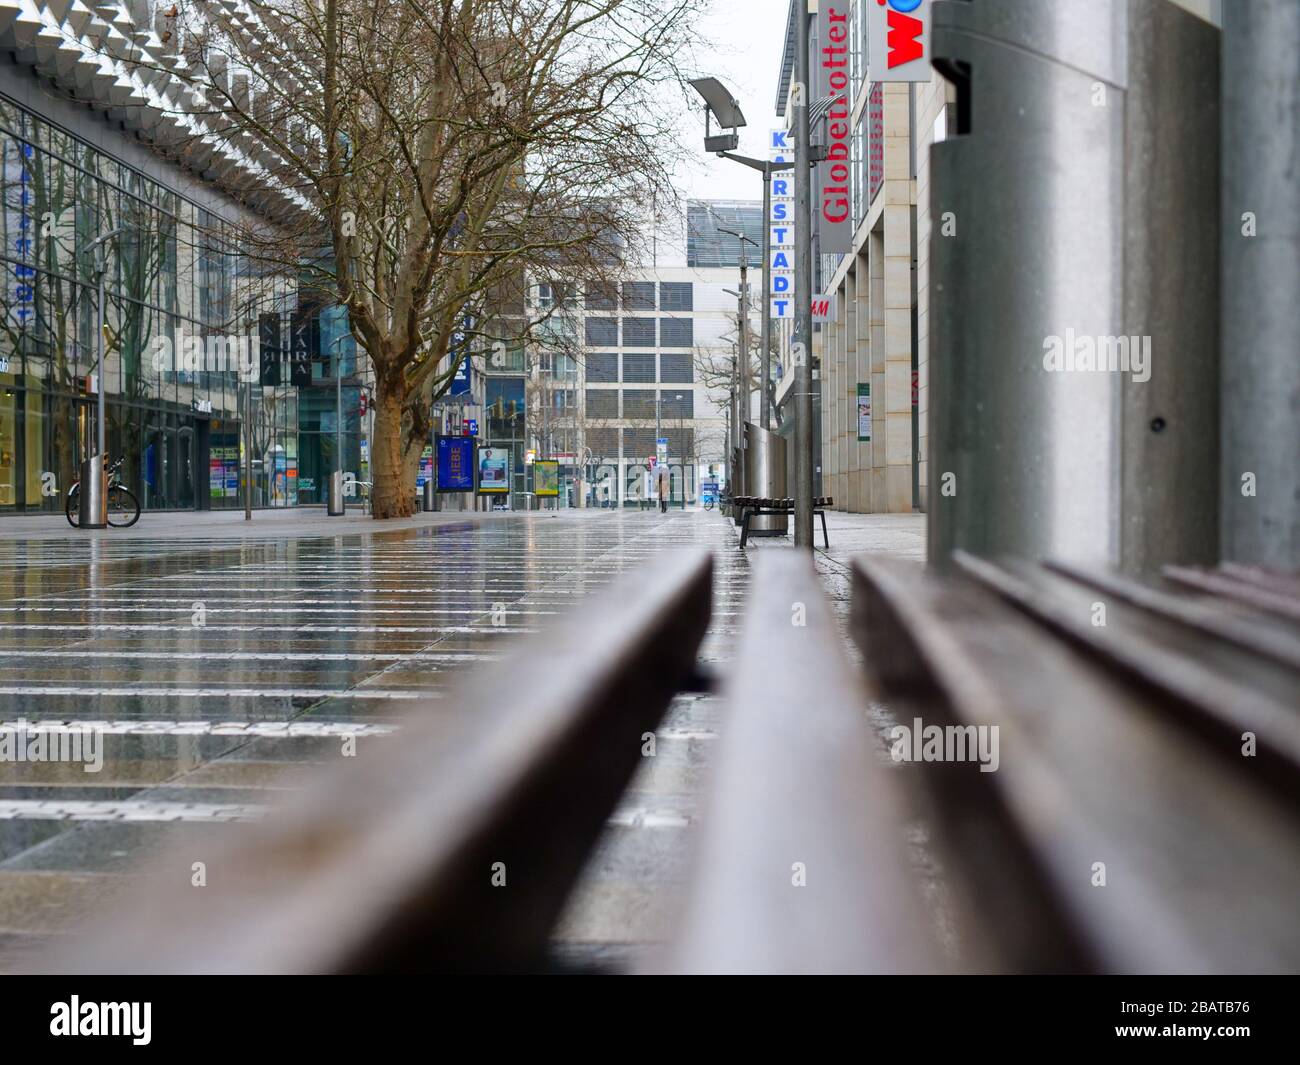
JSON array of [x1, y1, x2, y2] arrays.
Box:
[[0, 508, 748, 971]]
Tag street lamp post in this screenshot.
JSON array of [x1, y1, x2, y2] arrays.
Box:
[[242, 298, 255, 522], [78, 227, 126, 529], [792, 5, 815, 550], [713, 164, 791, 433], [327, 332, 348, 516]]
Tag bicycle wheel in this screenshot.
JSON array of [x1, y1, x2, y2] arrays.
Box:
[[107, 486, 141, 528], [65, 486, 80, 527]]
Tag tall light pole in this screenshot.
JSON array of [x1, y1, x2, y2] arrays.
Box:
[[719, 227, 758, 418], [242, 297, 255, 522], [327, 331, 348, 516], [78, 227, 126, 529], [792, 4, 815, 549]]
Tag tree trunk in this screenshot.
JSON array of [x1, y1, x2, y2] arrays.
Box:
[[370, 384, 416, 519]]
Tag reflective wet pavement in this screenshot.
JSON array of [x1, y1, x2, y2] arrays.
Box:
[[0, 508, 748, 972]]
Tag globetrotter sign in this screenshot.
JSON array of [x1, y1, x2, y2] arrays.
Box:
[[817, 2, 852, 253], [868, 0, 931, 83]]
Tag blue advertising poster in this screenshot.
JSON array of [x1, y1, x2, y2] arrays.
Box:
[[436, 435, 475, 492]]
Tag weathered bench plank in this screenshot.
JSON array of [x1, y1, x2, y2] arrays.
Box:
[[852, 556, 1300, 974], [43, 552, 714, 974], [664, 553, 936, 973]]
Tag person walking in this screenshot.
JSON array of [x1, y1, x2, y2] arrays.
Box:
[[655, 461, 672, 514]]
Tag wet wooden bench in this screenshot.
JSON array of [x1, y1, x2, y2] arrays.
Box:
[[42, 553, 714, 974], [733, 495, 833, 549]]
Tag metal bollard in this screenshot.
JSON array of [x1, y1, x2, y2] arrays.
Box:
[[327, 470, 345, 516], [78, 454, 107, 529], [928, 0, 1220, 572]]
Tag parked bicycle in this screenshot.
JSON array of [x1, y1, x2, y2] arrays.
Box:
[[65, 457, 141, 528]]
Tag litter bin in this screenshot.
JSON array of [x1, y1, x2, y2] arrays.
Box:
[[327, 470, 345, 516], [423, 480, 435, 511], [744, 422, 788, 537]]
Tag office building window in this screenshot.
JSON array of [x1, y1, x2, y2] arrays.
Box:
[[622, 389, 656, 418], [622, 317, 655, 347], [659, 353, 693, 383], [622, 281, 656, 310], [659, 318, 693, 347], [585, 352, 617, 382], [622, 353, 656, 382], [587, 428, 619, 457], [585, 317, 617, 346], [584, 389, 618, 418], [660, 282, 693, 311], [585, 281, 617, 310], [660, 390, 694, 418]]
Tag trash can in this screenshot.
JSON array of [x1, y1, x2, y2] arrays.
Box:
[[328, 470, 345, 516], [423, 480, 435, 512], [744, 422, 788, 536]]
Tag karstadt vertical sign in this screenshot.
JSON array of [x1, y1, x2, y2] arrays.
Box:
[[817, 2, 853, 253], [869, 0, 931, 83]]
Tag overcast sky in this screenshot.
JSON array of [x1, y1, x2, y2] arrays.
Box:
[[673, 0, 792, 205]]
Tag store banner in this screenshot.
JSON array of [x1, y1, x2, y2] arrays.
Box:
[[857, 382, 872, 441], [289, 302, 318, 387], [258, 313, 281, 386], [816, 1, 854, 253], [868, 0, 932, 83]]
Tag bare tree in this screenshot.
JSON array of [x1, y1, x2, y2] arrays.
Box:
[[123, 0, 701, 517]]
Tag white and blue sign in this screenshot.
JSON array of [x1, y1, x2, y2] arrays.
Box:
[[465, 418, 478, 436], [450, 316, 474, 397]]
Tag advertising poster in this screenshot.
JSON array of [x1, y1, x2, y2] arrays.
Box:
[[436, 435, 474, 492], [478, 447, 510, 493], [534, 459, 559, 497], [415, 445, 433, 487], [857, 383, 872, 442]]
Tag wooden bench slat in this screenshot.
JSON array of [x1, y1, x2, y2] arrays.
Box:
[[45, 553, 715, 974], [852, 556, 1300, 973], [665, 553, 936, 973]]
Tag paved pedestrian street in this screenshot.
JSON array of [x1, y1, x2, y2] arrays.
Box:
[[0, 508, 751, 972]]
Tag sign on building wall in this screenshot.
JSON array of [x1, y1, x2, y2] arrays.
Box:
[[449, 316, 474, 397], [816, 2, 853, 253], [857, 383, 872, 441], [289, 302, 318, 387], [868, 84, 884, 204], [868, 0, 931, 83], [812, 294, 836, 323], [258, 313, 282, 386], [770, 129, 795, 319]]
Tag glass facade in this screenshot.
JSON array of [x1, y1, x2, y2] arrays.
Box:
[[686, 200, 763, 268], [0, 92, 368, 513]]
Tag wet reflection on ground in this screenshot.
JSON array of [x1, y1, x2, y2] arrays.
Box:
[[0, 509, 746, 970]]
